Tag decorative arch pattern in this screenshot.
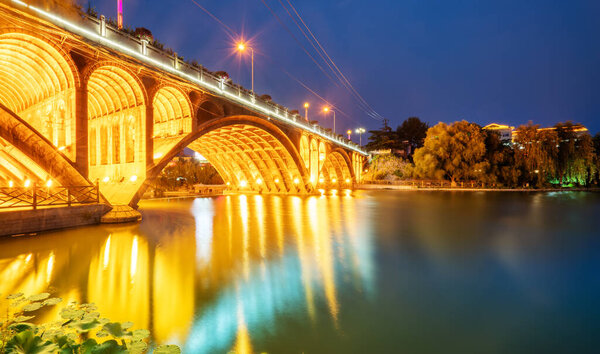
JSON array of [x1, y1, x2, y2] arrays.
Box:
[[319, 150, 353, 188], [87, 64, 146, 205], [0, 31, 78, 160], [133, 116, 311, 206], [153, 86, 192, 138], [152, 86, 193, 161]]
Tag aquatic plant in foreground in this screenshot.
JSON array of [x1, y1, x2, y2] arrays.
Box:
[[0, 292, 180, 353]]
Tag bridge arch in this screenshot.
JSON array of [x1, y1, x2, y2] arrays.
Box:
[[153, 86, 192, 139], [152, 86, 193, 161], [299, 135, 310, 169], [319, 149, 354, 188], [0, 29, 79, 161], [0, 103, 91, 188], [85, 62, 147, 205], [133, 115, 311, 206]]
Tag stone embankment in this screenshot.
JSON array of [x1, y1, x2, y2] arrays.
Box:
[[0, 204, 111, 237]]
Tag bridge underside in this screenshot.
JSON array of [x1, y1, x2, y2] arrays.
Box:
[[0, 8, 365, 210]]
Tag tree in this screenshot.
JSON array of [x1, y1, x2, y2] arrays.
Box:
[[483, 130, 520, 186], [554, 122, 596, 185], [513, 123, 558, 187], [365, 120, 398, 151], [363, 154, 413, 181], [396, 117, 429, 157], [413, 121, 488, 184]]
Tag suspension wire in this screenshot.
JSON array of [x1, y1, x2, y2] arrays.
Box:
[[276, 0, 374, 119], [275, 0, 345, 90], [280, 69, 357, 124], [281, 0, 384, 121], [189, 0, 239, 40], [257, 0, 338, 84]]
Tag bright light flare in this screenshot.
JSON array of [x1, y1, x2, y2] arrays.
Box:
[[24, 179, 31, 188], [237, 42, 246, 51], [46, 180, 52, 187], [240, 180, 248, 188], [323, 107, 330, 113], [130, 175, 138, 182]]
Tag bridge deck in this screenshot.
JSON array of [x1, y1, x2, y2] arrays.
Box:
[[8, 0, 367, 156]]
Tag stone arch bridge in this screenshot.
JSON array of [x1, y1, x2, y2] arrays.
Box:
[[0, 1, 366, 211]]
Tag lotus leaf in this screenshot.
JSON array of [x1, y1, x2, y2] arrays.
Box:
[[42, 297, 63, 306], [27, 293, 50, 302], [155, 344, 182, 354], [22, 302, 43, 312]]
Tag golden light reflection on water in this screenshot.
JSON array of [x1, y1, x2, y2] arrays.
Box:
[[0, 193, 374, 353]]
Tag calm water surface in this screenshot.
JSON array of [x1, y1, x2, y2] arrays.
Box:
[[1, 190, 600, 353]]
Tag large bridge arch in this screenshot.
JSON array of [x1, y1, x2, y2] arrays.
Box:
[[0, 29, 79, 161], [319, 148, 354, 188], [132, 115, 312, 206], [0, 103, 91, 188], [85, 62, 147, 205]]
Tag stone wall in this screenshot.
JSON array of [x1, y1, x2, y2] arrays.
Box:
[[0, 204, 111, 236]]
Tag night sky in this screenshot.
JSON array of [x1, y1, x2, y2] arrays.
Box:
[[88, 0, 600, 138]]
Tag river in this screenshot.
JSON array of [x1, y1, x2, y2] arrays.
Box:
[[1, 190, 599, 353]]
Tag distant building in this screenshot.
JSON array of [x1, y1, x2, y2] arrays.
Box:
[[482, 124, 515, 143], [484, 123, 589, 144], [512, 124, 589, 141]]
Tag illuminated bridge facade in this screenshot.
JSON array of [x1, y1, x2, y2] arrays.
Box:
[[0, 1, 366, 208]]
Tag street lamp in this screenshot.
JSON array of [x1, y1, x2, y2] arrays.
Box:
[[347, 130, 352, 140], [236, 42, 254, 92], [323, 107, 336, 134], [304, 102, 309, 121], [355, 127, 366, 145]]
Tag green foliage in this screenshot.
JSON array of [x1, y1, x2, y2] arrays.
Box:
[[365, 121, 398, 151], [155, 157, 224, 191], [413, 121, 488, 183], [364, 154, 413, 181], [0, 293, 177, 354], [396, 117, 429, 154]]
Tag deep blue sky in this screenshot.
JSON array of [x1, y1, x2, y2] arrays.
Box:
[[88, 0, 600, 137]]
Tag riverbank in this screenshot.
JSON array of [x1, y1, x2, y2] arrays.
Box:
[[357, 183, 597, 192]]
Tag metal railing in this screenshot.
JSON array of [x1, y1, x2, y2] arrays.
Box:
[[362, 180, 488, 189], [0, 184, 100, 210], [8, 0, 368, 156]]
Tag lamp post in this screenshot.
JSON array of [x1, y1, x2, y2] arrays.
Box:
[[237, 42, 254, 92], [304, 102, 309, 121], [347, 130, 352, 140], [323, 107, 336, 134], [355, 127, 366, 145]]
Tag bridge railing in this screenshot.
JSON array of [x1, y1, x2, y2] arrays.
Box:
[[23, 3, 366, 154], [0, 185, 100, 210]]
